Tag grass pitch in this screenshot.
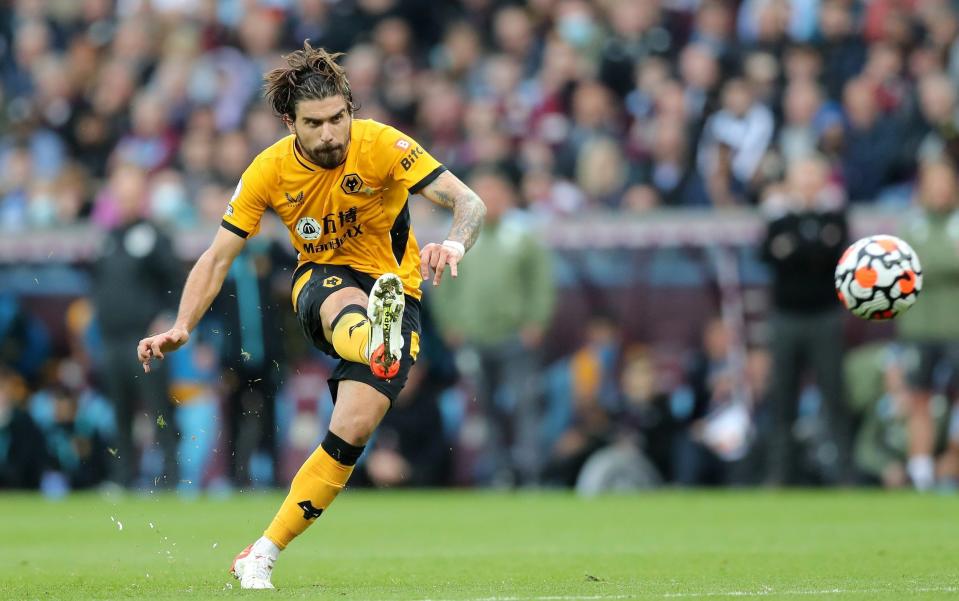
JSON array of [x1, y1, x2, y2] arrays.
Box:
[[0, 490, 956, 600]]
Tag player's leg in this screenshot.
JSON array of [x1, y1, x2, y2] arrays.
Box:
[[938, 403, 959, 486], [320, 285, 372, 362], [137, 358, 179, 487], [808, 310, 853, 484], [265, 380, 390, 545], [308, 271, 406, 379], [766, 314, 804, 486], [905, 343, 938, 491], [907, 389, 936, 489], [263, 279, 413, 543], [230, 268, 418, 589], [103, 340, 138, 487], [230, 382, 390, 589], [935, 349, 959, 488]]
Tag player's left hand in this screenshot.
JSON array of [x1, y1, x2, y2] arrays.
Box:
[[420, 242, 463, 287]]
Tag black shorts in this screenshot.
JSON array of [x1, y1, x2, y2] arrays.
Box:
[[903, 341, 959, 392], [293, 263, 421, 404]]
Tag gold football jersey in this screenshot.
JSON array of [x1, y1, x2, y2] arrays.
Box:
[[221, 119, 445, 300]]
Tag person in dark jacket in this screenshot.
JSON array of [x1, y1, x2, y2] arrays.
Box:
[[90, 163, 182, 488], [840, 78, 902, 202], [0, 366, 47, 489], [211, 237, 294, 487], [760, 155, 853, 485]]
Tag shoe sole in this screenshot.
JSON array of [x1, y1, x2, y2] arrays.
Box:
[[367, 273, 405, 378]]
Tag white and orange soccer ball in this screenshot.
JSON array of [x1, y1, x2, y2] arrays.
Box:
[[834, 235, 922, 320]]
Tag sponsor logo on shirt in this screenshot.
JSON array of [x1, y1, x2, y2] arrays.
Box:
[[296, 217, 322, 240], [285, 191, 305, 206], [400, 146, 424, 171]]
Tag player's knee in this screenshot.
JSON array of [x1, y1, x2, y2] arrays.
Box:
[[329, 405, 383, 445], [319, 288, 368, 331], [330, 415, 377, 446]]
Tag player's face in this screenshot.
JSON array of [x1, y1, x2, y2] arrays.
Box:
[[920, 163, 957, 212], [289, 96, 352, 169]]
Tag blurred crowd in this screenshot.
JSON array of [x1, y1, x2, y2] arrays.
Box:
[[3, 0, 959, 227], [3, 0, 959, 494]]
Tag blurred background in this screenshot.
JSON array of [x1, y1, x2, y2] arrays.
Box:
[[2, 0, 959, 497]]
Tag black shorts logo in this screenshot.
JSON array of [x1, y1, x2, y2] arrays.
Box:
[[323, 276, 343, 288], [341, 173, 364, 195]]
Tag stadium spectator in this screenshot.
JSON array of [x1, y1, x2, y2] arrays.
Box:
[[697, 77, 775, 206], [839, 77, 903, 203], [846, 344, 941, 489], [356, 304, 457, 488], [3, 0, 959, 494], [615, 345, 674, 482], [777, 78, 819, 165], [634, 116, 709, 207], [30, 382, 113, 491], [89, 164, 182, 488], [210, 238, 294, 487], [760, 155, 853, 486], [111, 93, 179, 174], [68, 59, 136, 178], [597, 0, 670, 98], [541, 312, 619, 488], [691, 0, 737, 62], [492, 5, 540, 79], [167, 335, 220, 496], [672, 318, 761, 486], [0, 146, 35, 231], [897, 161, 959, 491], [916, 73, 959, 168], [0, 366, 47, 490], [816, 0, 868, 101], [433, 167, 555, 486], [0, 0, 955, 230], [860, 42, 910, 116], [0, 291, 51, 386]]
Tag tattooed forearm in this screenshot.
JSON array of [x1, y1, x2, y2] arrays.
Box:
[[429, 188, 456, 209], [447, 189, 486, 249], [421, 171, 487, 250]]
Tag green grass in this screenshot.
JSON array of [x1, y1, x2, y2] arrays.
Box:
[[0, 490, 956, 600]]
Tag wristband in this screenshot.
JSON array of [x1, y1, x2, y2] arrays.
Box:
[[442, 240, 465, 257]]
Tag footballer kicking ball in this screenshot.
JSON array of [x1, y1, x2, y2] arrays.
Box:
[[834, 235, 922, 320]]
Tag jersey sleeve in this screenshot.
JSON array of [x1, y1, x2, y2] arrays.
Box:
[[376, 126, 447, 194], [221, 160, 270, 239]]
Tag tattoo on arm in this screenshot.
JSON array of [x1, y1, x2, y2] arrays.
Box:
[[422, 172, 487, 250]]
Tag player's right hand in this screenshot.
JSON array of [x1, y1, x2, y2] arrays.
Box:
[[137, 326, 190, 373]]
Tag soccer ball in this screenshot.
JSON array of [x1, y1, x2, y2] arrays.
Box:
[[834, 235, 922, 320]]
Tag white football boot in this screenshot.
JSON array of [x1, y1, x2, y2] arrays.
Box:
[[367, 273, 406, 379], [230, 543, 275, 590]]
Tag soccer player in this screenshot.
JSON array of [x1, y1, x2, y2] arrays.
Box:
[[135, 43, 486, 589]]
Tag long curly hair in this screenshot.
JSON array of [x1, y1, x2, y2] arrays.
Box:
[[263, 41, 356, 120]]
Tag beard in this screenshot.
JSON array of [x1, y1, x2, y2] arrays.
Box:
[[299, 135, 347, 169], [305, 144, 345, 169]]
